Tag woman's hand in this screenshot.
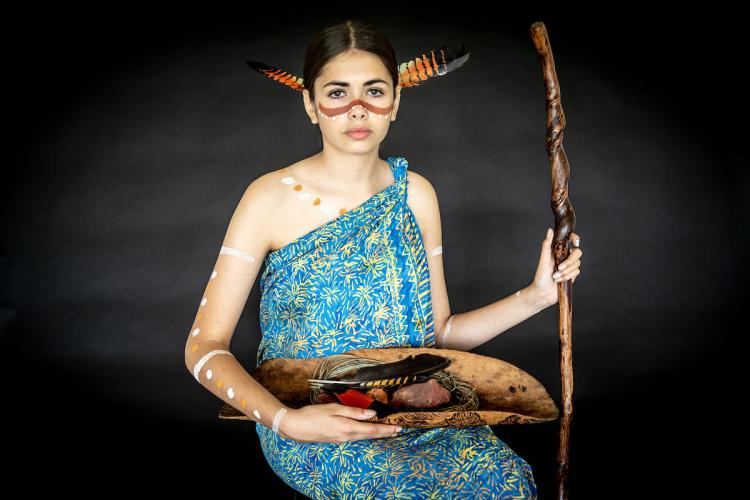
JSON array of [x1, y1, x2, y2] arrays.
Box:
[[530, 227, 583, 307], [278, 403, 402, 443]]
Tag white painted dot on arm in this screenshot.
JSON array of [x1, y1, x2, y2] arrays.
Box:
[[220, 245, 256, 264], [211, 270, 218, 279], [281, 176, 295, 185], [253, 409, 261, 420], [299, 192, 312, 201], [192, 328, 201, 337], [515, 290, 521, 297], [200, 297, 208, 306], [206, 369, 213, 380], [227, 387, 235, 399], [429, 245, 443, 256]]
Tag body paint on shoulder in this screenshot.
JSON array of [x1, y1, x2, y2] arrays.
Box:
[[280, 176, 341, 216]]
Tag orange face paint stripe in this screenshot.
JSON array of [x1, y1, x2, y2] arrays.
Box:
[[318, 99, 394, 117]]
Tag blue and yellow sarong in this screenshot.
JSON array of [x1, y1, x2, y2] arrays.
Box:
[[255, 156, 538, 499]]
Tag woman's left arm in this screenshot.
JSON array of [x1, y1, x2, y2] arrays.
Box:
[[439, 228, 582, 351], [408, 172, 583, 351]]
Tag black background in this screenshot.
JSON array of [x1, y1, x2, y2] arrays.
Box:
[[4, 4, 744, 498]]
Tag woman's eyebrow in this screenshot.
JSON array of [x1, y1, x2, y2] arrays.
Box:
[[323, 78, 388, 88]]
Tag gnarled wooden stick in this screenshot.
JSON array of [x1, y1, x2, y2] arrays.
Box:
[[530, 21, 576, 500]]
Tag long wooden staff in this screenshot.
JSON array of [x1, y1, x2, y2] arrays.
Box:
[[530, 22, 576, 500]]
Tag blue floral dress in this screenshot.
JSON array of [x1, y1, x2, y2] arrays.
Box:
[[254, 156, 538, 499]]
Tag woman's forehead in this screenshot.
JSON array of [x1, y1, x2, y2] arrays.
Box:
[[319, 54, 389, 83]]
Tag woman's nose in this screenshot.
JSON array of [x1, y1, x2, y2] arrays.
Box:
[[349, 103, 368, 118]]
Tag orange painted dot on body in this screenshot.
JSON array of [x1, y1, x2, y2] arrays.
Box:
[[293, 184, 303, 191], [191, 343, 200, 352], [339, 208, 347, 215], [196, 313, 203, 321], [217, 379, 224, 388], [313, 198, 321, 205], [241, 399, 247, 409]]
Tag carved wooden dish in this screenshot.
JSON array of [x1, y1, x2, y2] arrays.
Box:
[[218, 347, 559, 428]]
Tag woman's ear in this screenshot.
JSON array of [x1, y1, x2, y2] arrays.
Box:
[[302, 89, 318, 124]]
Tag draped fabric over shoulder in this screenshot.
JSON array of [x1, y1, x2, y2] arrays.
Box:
[[255, 156, 538, 499]]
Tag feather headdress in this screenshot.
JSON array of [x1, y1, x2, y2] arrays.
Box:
[[245, 43, 470, 92]]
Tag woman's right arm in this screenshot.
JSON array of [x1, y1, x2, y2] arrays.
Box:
[[184, 174, 401, 443], [183, 176, 297, 436]]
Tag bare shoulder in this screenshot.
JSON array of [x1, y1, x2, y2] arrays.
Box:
[[244, 161, 297, 196], [235, 160, 311, 247], [230, 165, 296, 241], [239, 160, 304, 210], [405, 168, 440, 218]]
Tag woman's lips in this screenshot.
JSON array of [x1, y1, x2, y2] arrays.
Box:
[[345, 130, 372, 140]]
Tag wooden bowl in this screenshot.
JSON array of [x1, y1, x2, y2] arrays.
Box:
[[218, 347, 559, 428]]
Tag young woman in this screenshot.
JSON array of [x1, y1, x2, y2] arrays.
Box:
[[184, 19, 583, 499]]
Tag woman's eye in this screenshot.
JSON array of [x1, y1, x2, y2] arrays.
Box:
[[328, 88, 385, 99]]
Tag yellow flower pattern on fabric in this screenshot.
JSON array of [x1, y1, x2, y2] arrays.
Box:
[[255, 156, 538, 499]]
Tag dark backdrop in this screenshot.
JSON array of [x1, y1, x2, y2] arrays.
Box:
[[4, 5, 744, 498]]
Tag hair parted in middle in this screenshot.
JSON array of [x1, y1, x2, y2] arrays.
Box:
[[302, 19, 399, 103]]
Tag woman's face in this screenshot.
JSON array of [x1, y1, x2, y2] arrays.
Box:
[[303, 49, 401, 151]]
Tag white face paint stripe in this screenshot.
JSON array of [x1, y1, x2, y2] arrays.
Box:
[[429, 245, 443, 256], [220, 246, 256, 263], [192, 349, 234, 382]]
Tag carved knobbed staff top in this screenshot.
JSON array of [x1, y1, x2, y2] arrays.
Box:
[[529, 22, 576, 268]]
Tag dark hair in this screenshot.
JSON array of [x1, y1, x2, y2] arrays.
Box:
[[303, 19, 398, 103]]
